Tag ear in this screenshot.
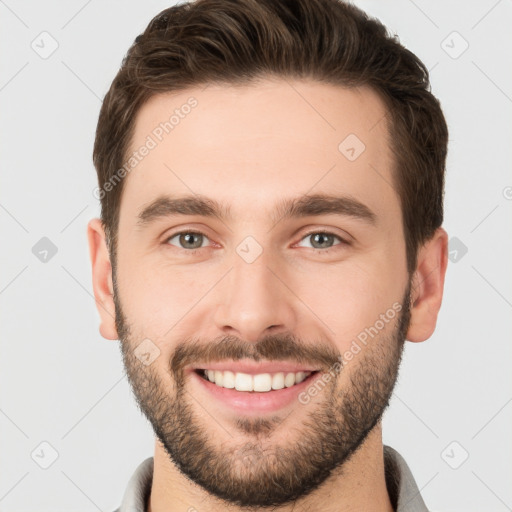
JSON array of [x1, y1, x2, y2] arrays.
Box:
[[406, 227, 449, 342], [87, 218, 118, 340]]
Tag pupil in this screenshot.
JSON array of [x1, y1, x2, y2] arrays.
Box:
[[313, 233, 331, 248], [182, 233, 201, 249]]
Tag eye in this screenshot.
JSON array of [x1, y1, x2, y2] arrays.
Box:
[[165, 230, 211, 251], [296, 230, 348, 252], [163, 229, 349, 254]]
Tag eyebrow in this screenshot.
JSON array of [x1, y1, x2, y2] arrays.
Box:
[[136, 193, 377, 228]]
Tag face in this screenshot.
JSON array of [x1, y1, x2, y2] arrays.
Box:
[[110, 79, 413, 507]]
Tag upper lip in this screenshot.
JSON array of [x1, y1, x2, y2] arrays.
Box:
[[188, 360, 320, 375]]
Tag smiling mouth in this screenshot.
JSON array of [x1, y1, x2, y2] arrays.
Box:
[[194, 368, 320, 393]]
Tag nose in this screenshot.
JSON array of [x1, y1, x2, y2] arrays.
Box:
[[213, 249, 298, 343]]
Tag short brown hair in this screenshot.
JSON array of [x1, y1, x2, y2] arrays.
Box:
[[93, 0, 448, 274]]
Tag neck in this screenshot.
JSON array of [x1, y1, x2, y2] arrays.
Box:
[[147, 423, 394, 512]]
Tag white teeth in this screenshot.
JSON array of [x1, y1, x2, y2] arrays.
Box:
[[235, 372, 253, 391], [253, 373, 272, 392], [296, 371, 307, 384], [222, 370, 235, 388], [201, 370, 312, 392], [271, 372, 285, 390], [284, 372, 296, 387]]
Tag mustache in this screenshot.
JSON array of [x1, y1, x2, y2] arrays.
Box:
[[170, 333, 341, 377]]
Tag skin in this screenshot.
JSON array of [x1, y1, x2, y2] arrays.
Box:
[[88, 78, 448, 512]]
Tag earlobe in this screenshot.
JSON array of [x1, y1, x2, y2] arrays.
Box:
[[87, 218, 118, 340], [406, 227, 449, 343]]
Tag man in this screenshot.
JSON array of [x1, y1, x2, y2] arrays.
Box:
[[88, 0, 448, 510]]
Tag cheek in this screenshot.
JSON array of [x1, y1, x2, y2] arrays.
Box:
[[298, 261, 404, 351], [116, 254, 214, 336]]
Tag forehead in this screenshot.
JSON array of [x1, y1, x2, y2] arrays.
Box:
[[120, 79, 398, 227]]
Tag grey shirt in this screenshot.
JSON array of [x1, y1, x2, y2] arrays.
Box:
[[114, 445, 429, 512]]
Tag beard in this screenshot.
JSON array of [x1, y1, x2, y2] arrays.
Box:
[[113, 274, 411, 510]]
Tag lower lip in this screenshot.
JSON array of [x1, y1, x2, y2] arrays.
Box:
[[189, 370, 323, 414]]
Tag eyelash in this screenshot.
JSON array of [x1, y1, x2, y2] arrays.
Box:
[[163, 229, 349, 255]]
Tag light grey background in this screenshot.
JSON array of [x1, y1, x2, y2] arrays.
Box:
[[1, 1, 511, 511]]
